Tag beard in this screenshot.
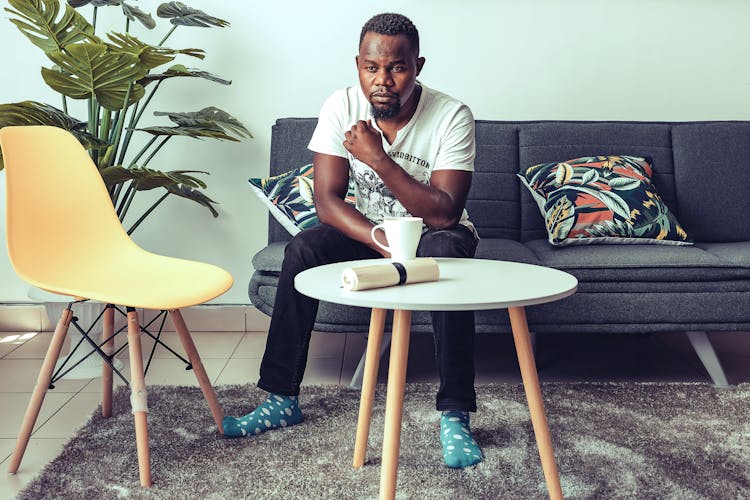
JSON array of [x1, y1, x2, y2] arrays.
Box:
[[371, 101, 401, 120]]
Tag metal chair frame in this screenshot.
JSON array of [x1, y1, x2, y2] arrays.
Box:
[[50, 301, 192, 389]]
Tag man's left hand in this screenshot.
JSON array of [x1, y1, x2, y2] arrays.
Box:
[[343, 120, 388, 168]]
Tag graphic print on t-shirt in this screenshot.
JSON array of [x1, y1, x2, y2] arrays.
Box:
[[350, 153, 432, 223], [351, 167, 409, 222]]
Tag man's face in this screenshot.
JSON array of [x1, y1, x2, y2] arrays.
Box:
[[356, 32, 425, 121]]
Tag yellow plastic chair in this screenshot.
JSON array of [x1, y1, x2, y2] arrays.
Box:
[[0, 125, 234, 487]]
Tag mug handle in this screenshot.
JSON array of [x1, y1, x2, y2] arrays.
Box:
[[370, 224, 390, 253]]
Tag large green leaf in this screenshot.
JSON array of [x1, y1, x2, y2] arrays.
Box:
[[107, 33, 204, 70], [6, 0, 94, 53], [120, 2, 156, 29], [153, 106, 252, 138], [42, 42, 147, 110], [67, 0, 156, 29], [100, 166, 207, 190], [100, 166, 218, 216], [156, 1, 229, 28], [167, 184, 218, 217], [0, 100, 108, 170], [139, 64, 228, 86], [68, 0, 120, 7], [136, 124, 239, 141], [106, 32, 174, 70]]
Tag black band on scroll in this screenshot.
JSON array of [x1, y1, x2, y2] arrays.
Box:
[[392, 262, 407, 285]]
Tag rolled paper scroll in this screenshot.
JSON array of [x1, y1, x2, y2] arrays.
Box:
[[341, 257, 440, 291]]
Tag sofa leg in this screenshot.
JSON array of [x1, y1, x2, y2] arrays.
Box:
[[350, 333, 392, 389], [685, 331, 730, 387]]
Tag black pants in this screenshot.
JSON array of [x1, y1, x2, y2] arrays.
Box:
[[258, 223, 479, 412]]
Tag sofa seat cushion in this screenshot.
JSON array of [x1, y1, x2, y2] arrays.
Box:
[[474, 238, 542, 264], [252, 242, 287, 273], [525, 239, 750, 282]]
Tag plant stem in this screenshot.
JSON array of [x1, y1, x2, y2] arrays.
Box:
[[141, 136, 171, 167], [127, 135, 159, 167], [118, 79, 162, 167], [87, 97, 96, 161], [92, 6, 98, 32], [111, 178, 126, 206], [102, 83, 133, 167], [117, 182, 135, 215], [118, 184, 138, 221], [108, 110, 121, 144], [158, 25, 177, 47], [127, 192, 170, 234], [62, 95, 67, 115], [99, 111, 112, 168]]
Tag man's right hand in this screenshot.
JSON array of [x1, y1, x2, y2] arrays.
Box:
[[343, 120, 389, 168]]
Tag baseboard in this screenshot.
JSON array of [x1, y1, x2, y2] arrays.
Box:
[[0, 304, 271, 333]]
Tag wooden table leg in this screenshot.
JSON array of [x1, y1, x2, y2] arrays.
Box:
[[354, 308, 387, 468], [380, 309, 411, 500], [508, 306, 563, 500]]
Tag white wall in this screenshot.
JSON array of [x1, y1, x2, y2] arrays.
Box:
[[1, 0, 749, 303]]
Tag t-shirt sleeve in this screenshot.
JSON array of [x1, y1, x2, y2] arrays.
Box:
[[433, 104, 476, 172], [308, 91, 348, 159]]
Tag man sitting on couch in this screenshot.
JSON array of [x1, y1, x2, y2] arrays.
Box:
[[224, 12, 483, 469]]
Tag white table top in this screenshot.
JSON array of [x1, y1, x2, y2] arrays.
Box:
[[295, 258, 577, 311]]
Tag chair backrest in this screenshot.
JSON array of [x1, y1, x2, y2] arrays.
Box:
[[0, 126, 135, 287]]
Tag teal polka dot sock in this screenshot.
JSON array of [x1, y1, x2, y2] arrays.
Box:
[[440, 410, 483, 468], [222, 394, 303, 438]]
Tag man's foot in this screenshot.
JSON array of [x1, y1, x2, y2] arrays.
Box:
[[440, 410, 483, 468], [222, 394, 303, 437]]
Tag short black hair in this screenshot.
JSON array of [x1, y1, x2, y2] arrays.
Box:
[[359, 13, 419, 54]]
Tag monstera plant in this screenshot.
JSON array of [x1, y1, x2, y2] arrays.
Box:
[[0, 0, 251, 234]]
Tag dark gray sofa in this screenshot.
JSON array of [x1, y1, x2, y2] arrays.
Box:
[[249, 118, 750, 386]]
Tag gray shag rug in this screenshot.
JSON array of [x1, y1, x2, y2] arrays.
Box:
[[18, 382, 750, 499]]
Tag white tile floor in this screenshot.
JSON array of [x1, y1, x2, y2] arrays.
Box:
[[0, 323, 748, 498]]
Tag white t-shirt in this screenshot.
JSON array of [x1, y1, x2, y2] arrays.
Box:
[[308, 84, 476, 233]]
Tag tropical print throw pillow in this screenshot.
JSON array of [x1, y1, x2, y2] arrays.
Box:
[[518, 155, 691, 246], [248, 164, 356, 236]]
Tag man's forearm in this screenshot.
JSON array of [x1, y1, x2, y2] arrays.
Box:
[[316, 199, 388, 255], [369, 156, 464, 229]]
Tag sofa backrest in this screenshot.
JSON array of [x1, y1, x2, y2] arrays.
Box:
[[268, 118, 750, 244], [268, 118, 318, 243], [671, 123, 750, 242]]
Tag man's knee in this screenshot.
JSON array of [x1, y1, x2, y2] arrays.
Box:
[[417, 227, 477, 258], [283, 224, 343, 268]]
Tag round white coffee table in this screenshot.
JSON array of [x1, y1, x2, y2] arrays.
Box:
[[295, 258, 577, 500]]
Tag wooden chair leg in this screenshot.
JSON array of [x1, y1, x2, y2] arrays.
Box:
[[353, 307, 386, 468], [380, 309, 412, 500], [508, 306, 563, 500], [126, 308, 152, 487], [8, 307, 73, 474], [169, 309, 225, 434], [102, 304, 115, 418]]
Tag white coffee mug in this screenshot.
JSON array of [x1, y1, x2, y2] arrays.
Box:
[[370, 216, 423, 262]]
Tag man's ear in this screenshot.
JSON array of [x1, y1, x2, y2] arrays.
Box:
[[416, 56, 426, 76], [355, 55, 360, 69]]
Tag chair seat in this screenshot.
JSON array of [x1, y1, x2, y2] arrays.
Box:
[[29, 246, 233, 310]]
